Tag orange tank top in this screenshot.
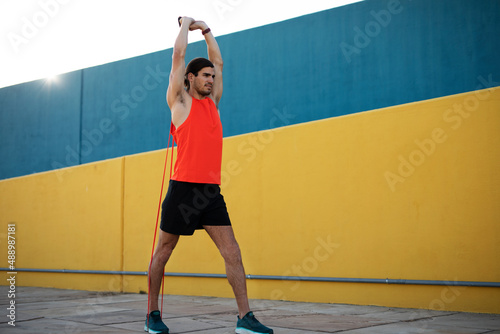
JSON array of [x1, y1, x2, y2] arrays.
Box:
[[170, 97, 222, 184]]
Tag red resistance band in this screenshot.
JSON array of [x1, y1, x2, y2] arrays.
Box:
[[147, 125, 175, 326]]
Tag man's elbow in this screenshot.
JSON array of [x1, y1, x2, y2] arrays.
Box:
[[172, 48, 186, 60], [213, 58, 223, 69]]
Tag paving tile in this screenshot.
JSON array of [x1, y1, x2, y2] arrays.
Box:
[[340, 320, 492, 334], [109, 317, 225, 333], [428, 312, 500, 330], [16, 286, 103, 302], [188, 316, 234, 328], [260, 328, 328, 334], [162, 317, 229, 333], [159, 301, 237, 317], [196, 310, 253, 323], [262, 313, 393, 332], [198, 326, 328, 334], [0, 313, 42, 324], [104, 320, 146, 332], [0, 317, 136, 334], [95, 299, 148, 311], [356, 308, 456, 322], [272, 301, 454, 319], [14, 300, 82, 311], [272, 301, 388, 316], [23, 304, 128, 318], [188, 328, 240, 334], [69, 295, 146, 307], [247, 298, 290, 310], [56, 309, 145, 325]]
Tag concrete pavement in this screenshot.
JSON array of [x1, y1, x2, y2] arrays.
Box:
[[1, 286, 499, 333]]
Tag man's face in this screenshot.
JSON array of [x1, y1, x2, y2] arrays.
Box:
[[191, 67, 215, 96]]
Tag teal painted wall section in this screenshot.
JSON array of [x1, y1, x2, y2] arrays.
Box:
[[1, 0, 499, 179], [218, 0, 500, 135], [0, 71, 82, 178], [79, 51, 171, 164]]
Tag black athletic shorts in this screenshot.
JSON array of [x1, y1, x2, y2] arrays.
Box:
[[160, 180, 231, 236]]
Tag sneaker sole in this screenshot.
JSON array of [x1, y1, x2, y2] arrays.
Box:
[[144, 325, 169, 334], [235, 327, 272, 334]]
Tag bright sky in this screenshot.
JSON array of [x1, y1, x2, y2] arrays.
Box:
[[0, 0, 360, 89]]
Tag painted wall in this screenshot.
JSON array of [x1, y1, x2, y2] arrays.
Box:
[[1, 0, 499, 180], [0, 71, 82, 178], [1, 87, 499, 313], [0, 157, 124, 291]]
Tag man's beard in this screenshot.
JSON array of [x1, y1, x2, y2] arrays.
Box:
[[196, 87, 212, 96], [196, 85, 212, 96]]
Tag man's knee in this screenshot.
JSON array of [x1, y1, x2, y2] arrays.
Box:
[[220, 243, 242, 263], [154, 233, 178, 262], [162, 240, 177, 253], [158, 232, 179, 250]]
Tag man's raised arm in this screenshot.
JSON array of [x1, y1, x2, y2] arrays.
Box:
[[166, 17, 194, 109], [190, 20, 224, 106]]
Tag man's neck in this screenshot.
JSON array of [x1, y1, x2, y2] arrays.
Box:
[[189, 89, 207, 100]]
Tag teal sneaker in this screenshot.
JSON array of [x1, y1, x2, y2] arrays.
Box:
[[144, 310, 169, 333], [236, 311, 273, 334]]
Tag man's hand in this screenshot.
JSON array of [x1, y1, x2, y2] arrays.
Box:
[[178, 16, 195, 28], [189, 20, 208, 32], [178, 17, 207, 32]]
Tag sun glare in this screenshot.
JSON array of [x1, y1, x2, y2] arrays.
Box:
[[41, 60, 63, 84], [46, 74, 59, 82]]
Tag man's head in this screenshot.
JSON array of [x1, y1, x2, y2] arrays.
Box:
[[185, 57, 215, 96]]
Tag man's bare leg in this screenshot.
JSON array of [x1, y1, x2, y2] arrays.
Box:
[[148, 230, 179, 312], [203, 225, 251, 318]]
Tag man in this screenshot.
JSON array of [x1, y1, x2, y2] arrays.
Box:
[[145, 17, 274, 334]]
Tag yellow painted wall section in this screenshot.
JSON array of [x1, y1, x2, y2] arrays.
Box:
[[0, 158, 124, 291], [1, 87, 499, 313]]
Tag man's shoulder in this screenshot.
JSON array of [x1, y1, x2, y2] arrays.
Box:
[[206, 95, 221, 108]]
